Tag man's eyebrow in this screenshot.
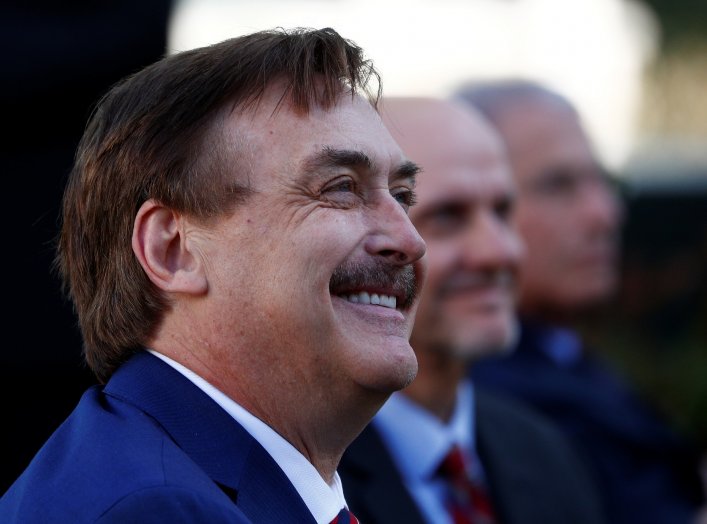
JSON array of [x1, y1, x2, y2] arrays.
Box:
[[302, 147, 375, 174], [300, 147, 420, 186], [392, 160, 421, 185]]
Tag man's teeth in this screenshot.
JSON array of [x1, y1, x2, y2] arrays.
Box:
[[341, 291, 397, 309]]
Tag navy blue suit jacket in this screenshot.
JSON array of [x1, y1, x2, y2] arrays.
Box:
[[0, 352, 316, 523], [471, 320, 705, 524]]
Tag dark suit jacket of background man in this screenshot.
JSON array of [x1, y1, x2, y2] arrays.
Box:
[[0, 352, 317, 523], [471, 319, 706, 524], [339, 388, 607, 524]]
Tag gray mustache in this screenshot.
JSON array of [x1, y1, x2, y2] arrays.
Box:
[[329, 261, 419, 309]]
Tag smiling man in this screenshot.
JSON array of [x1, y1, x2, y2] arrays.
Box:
[[338, 97, 607, 524], [0, 28, 426, 523]]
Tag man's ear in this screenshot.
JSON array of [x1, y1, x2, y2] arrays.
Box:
[[132, 200, 208, 295]]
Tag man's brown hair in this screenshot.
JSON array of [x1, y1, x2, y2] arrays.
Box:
[[57, 27, 381, 383]]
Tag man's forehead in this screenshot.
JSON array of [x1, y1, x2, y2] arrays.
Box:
[[500, 102, 587, 154], [413, 130, 511, 188], [229, 90, 385, 145], [232, 82, 375, 124], [514, 128, 596, 182], [223, 95, 409, 187], [415, 162, 514, 206]]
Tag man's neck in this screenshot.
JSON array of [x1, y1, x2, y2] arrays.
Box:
[[151, 343, 387, 484], [257, 388, 388, 484]]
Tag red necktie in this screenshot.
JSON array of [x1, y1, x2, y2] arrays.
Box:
[[436, 445, 497, 524], [330, 507, 360, 524]]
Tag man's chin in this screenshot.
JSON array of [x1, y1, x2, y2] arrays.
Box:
[[365, 364, 418, 395], [354, 340, 419, 394], [445, 319, 516, 361]]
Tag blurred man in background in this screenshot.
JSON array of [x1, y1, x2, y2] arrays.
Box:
[[454, 79, 705, 524], [339, 96, 607, 524]]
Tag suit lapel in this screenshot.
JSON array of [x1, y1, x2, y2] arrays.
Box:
[[340, 425, 427, 524], [476, 388, 553, 524], [104, 352, 316, 524]]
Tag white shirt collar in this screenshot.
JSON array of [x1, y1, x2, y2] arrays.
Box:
[[149, 350, 346, 524]]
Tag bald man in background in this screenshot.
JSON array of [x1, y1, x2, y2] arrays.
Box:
[[338, 97, 607, 524], [454, 79, 706, 524]]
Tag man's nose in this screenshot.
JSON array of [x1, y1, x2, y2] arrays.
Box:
[[364, 193, 426, 266]]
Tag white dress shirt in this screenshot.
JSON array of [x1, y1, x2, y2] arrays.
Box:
[[373, 380, 485, 524], [149, 351, 347, 524]]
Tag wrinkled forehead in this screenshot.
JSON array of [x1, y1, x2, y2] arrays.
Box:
[[221, 86, 404, 184]]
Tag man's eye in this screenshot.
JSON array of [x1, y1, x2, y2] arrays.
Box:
[[319, 177, 359, 209], [416, 204, 467, 237], [324, 178, 355, 193], [392, 189, 417, 211], [430, 207, 463, 226], [494, 198, 514, 222], [531, 171, 579, 197]]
